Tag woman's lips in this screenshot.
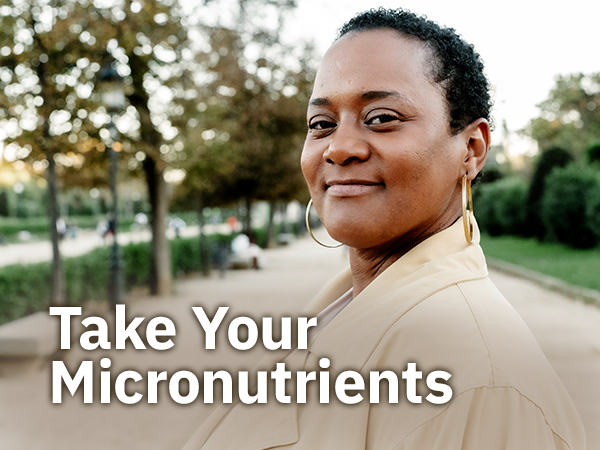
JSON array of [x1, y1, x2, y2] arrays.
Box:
[[325, 180, 383, 197]]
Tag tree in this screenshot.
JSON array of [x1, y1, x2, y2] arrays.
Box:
[[91, 0, 196, 295], [525, 73, 600, 158], [0, 0, 189, 298], [524, 147, 573, 240], [2, 0, 305, 298], [0, 0, 107, 304], [95, 0, 302, 292], [178, 25, 314, 234]]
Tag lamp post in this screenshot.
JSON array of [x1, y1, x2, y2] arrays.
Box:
[[97, 61, 125, 310]]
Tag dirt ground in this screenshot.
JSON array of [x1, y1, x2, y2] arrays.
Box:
[[0, 234, 597, 449]]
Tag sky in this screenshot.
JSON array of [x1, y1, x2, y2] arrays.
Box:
[[285, 0, 600, 155]]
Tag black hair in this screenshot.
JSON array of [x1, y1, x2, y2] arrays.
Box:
[[338, 8, 493, 134]]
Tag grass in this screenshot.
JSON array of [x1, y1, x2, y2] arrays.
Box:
[[480, 234, 600, 292]]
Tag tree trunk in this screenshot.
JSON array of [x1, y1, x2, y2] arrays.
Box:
[[197, 195, 210, 277], [143, 156, 171, 295], [298, 201, 308, 234], [279, 202, 288, 234], [47, 156, 64, 305], [265, 201, 276, 248], [243, 197, 252, 232]]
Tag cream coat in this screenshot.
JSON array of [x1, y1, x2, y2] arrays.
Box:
[[183, 221, 586, 450]]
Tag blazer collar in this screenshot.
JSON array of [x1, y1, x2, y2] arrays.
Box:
[[308, 219, 488, 371]]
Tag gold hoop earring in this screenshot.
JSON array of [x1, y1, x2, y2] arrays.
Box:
[[462, 175, 474, 244], [305, 199, 343, 248]]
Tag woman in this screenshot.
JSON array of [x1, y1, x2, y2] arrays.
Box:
[[184, 8, 585, 449]]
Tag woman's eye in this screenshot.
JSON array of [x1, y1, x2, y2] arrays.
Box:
[[366, 114, 399, 125], [309, 120, 336, 130]]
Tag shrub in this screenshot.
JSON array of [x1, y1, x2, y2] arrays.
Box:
[[63, 247, 110, 305], [587, 144, 600, 165], [0, 216, 51, 237], [477, 165, 503, 185], [0, 233, 237, 325], [541, 164, 600, 249], [525, 147, 574, 239], [475, 177, 528, 236], [121, 242, 152, 288], [171, 236, 200, 277], [586, 184, 600, 241], [0, 262, 51, 324]]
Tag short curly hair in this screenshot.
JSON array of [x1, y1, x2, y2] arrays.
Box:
[[338, 8, 493, 134]]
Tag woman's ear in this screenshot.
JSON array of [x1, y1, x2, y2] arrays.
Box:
[[462, 118, 491, 180]]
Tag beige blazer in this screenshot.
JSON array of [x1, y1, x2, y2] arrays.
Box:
[[183, 221, 586, 450]]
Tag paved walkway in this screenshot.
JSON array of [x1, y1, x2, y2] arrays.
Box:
[[0, 234, 598, 449], [0, 224, 234, 267]]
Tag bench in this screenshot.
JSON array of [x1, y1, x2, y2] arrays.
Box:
[[277, 233, 294, 246], [0, 312, 60, 376]]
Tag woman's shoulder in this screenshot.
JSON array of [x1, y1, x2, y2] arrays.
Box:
[[369, 276, 584, 449], [377, 276, 558, 387], [374, 384, 585, 450]]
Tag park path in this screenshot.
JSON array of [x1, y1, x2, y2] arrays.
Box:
[[0, 233, 598, 449], [0, 223, 234, 267]]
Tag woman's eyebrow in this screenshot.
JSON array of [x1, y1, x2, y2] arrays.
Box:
[[309, 97, 331, 107], [361, 90, 408, 102], [309, 91, 410, 107]]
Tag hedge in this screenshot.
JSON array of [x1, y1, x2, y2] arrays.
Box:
[[0, 215, 137, 241], [541, 164, 600, 249], [475, 177, 528, 237], [587, 184, 600, 240], [0, 233, 233, 326], [525, 147, 574, 239], [476, 164, 600, 250]]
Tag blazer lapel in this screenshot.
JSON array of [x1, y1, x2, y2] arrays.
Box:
[[309, 221, 488, 371]]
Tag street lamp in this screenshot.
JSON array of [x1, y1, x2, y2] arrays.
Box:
[[97, 60, 125, 310]]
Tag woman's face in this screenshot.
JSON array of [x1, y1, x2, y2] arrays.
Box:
[[301, 29, 472, 250]]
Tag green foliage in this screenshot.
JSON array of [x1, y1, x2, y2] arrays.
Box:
[[585, 184, 600, 241], [253, 227, 268, 249], [7, 183, 49, 219], [66, 194, 97, 216], [525, 73, 600, 157], [0, 262, 51, 324], [0, 191, 9, 217], [477, 165, 504, 185], [0, 216, 51, 237], [541, 164, 600, 249], [174, 26, 315, 212], [63, 246, 110, 305], [0, 233, 239, 325], [475, 177, 528, 236], [587, 144, 600, 164], [481, 234, 600, 293], [0, 215, 136, 240], [121, 242, 152, 289], [170, 237, 200, 277], [525, 147, 574, 239]]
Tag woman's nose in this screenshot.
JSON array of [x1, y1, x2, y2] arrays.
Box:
[[323, 123, 370, 165]]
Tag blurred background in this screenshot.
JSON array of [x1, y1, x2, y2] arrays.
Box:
[[0, 0, 599, 319], [0, 1, 599, 449]]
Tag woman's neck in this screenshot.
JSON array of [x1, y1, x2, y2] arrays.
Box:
[[348, 213, 461, 296]]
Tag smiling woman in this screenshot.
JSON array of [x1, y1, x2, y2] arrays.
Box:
[[301, 29, 489, 294], [183, 8, 585, 450]]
